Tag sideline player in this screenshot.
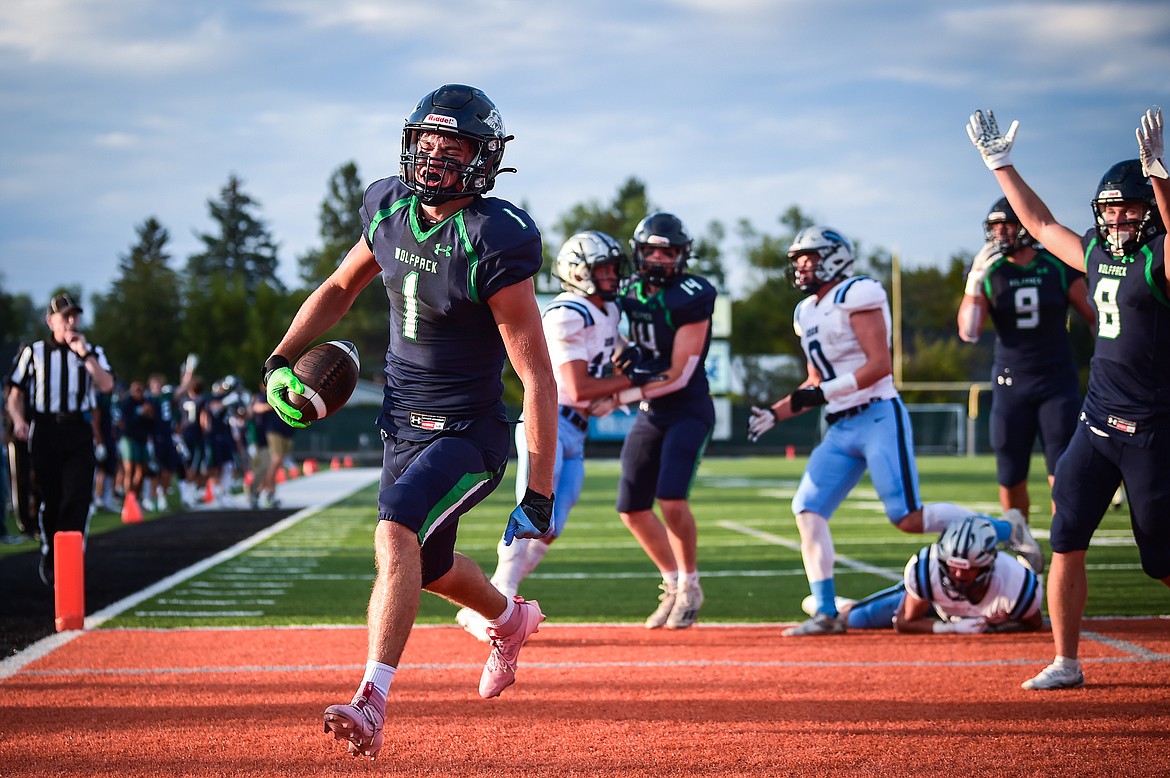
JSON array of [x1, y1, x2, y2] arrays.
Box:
[[967, 107, 1170, 690], [958, 198, 1094, 519], [456, 231, 641, 640], [747, 226, 1042, 636], [595, 212, 716, 630], [262, 84, 557, 760], [822, 515, 1043, 634]]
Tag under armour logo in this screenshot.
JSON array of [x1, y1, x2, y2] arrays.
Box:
[[434, 244, 453, 257]]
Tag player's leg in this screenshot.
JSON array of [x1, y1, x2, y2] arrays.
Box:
[[1036, 374, 1082, 518], [990, 375, 1038, 519], [1023, 425, 1115, 690], [1123, 437, 1170, 586], [841, 583, 905, 630], [784, 428, 864, 636]]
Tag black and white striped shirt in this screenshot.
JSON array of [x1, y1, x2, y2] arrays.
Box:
[[7, 340, 112, 415]]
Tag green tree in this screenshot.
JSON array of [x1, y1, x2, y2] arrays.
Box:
[[90, 218, 184, 382], [293, 162, 389, 382], [0, 274, 39, 367], [186, 174, 282, 300]]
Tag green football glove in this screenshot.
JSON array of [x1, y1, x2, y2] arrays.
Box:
[[262, 355, 309, 429]]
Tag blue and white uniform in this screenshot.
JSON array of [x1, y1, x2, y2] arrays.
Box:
[[513, 291, 622, 538], [362, 176, 543, 584], [790, 276, 919, 523], [845, 548, 1043, 629]]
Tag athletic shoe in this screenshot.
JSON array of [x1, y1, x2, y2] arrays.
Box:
[[1022, 661, 1085, 690], [644, 583, 677, 629], [479, 597, 545, 699], [323, 681, 385, 760], [455, 606, 491, 643], [800, 595, 858, 619], [1003, 508, 1044, 574], [666, 581, 704, 629], [782, 611, 846, 637]]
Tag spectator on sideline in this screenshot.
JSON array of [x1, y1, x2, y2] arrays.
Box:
[[967, 106, 1170, 690], [747, 226, 1042, 636], [261, 84, 557, 760], [6, 293, 114, 585], [957, 197, 1094, 520]]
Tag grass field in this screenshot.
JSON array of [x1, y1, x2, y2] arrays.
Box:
[[95, 453, 1165, 631]]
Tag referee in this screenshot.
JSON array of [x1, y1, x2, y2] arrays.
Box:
[[6, 293, 114, 585]]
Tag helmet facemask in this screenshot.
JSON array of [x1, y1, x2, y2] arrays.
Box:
[[556, 231, 627, 301], [1091, 159, 1162, 257], [630, 213, 692, 287], [1093, 198, 1154, 258], [787, 226, 854, 293], [936, 516, 998, 601]]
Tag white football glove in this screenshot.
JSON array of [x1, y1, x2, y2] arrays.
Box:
[[747, 406, 776, 443], [964, 242, 1002, 297], [967, 109, 1019, 171], [1137, 106, 1168, 180], [952, 617, 988, 634]]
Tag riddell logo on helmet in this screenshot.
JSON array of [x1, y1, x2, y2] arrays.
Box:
[[1098, 188, 1123, 199], [424, 114, 458, 128]]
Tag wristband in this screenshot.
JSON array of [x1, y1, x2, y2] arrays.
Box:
[[81, 351, 95, 361], [932, 621, 956, 634], [617, 387, 643, 405], [262, 354, 291, 387], [820, 372, 858, 401]]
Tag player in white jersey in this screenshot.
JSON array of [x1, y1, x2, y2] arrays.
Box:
[[457, 231, 644, 640], [825, 515, 1044, 633], [747, 226, 1042, 636]]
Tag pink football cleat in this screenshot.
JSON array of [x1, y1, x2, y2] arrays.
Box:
[[323, 681, 385, 760], [479, 597, 545, 699]]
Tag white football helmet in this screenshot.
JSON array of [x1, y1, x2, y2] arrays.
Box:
[[787, 226, 854, 293], [555, 231, 626, 300], [936, 515, 998, 600]]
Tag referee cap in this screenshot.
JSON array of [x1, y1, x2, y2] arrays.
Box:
[[48, 292, 83, 316]]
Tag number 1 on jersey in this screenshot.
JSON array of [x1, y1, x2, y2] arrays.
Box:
[[403, 271, 420, 341]]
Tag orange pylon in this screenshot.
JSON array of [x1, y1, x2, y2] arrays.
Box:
[[275, 467, 287, 484], [330, 456, 341, 470], [288, 464, 300, 479], [303, 459, 317, 475], [54, 531, 85, 631], [343, 455, 354, 468], [121, 491, 143, 524], [204, 481, 215, 503]]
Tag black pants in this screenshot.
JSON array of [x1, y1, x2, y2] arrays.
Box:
[[29, 416, 95, 559]]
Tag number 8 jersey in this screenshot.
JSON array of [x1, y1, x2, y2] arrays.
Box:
[[362, 177, 543, 441], [1079, 230, 1170, 443], [793, 275, 898, 413]]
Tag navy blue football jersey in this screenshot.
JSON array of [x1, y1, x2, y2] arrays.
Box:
[[1078, 231, 1170, 442], [362, 177, 543, 440], [980, 249, 1081, 371], [617, 274, 716, 415]]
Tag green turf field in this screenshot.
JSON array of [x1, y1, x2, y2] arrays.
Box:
[[97, 454, 1164, 629]]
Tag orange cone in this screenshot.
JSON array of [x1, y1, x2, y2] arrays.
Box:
[[303, 459, 317, 475], [244, 470, 254, 488], [276, 467, 287, 484], [204, 481, 215, 504], [785, 445, 796, 461], [54, 531, 85, 631], [330, 456, 341, 470], [288, 464, 300, 479], [121, 491, 143, 524], [343, 455, 354, 468]]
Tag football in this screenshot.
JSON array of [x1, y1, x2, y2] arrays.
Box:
[[286, 340, 360, 422]]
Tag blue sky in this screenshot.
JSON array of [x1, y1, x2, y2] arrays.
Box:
[[2, 0, 1169, 308]]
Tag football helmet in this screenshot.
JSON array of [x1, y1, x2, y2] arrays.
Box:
[[787, 226, 854, 293], [936, 515, 998, 600], [630, 212, 692, 286], [983, 197, 1032, 253], [1091, 159, 1163, 257], [556, 231, 627, 301], [399, 84, 514, 205]]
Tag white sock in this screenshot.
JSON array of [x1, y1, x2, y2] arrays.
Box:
[[1053, 655, 1080, 671], [662, 570, 680, 591], [361, 660, 396, 699], [680, 571, 700, 589], [492, 537, 527, 597], [796, 512, 834, 581], [921, 502, 970, 535], [487, 596, 516, 627], [517, 540, 550, 581]]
